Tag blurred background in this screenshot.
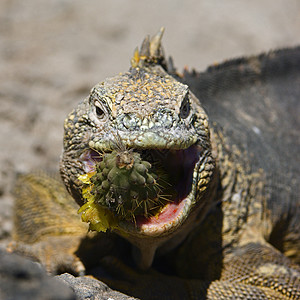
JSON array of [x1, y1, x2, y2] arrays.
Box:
[[0, 0, 299, 242]]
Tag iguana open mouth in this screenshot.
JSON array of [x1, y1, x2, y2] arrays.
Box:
[[134, 146, 200, 219], [79, 143, 203, 235]]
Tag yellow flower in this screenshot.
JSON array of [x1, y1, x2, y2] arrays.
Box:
[[77, 172, 119, 232]]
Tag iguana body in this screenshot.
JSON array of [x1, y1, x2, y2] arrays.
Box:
[[11, 29, 300, 299]]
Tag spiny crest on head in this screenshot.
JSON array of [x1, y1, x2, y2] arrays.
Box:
[[130, 27, 165, 69]]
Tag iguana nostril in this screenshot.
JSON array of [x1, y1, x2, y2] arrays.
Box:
[[161, 113, 174, 128], [122, 113, 141, 129]]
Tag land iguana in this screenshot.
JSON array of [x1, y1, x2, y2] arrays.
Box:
[[10, 28, 300, 299]]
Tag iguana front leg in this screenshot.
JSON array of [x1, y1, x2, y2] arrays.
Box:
[[8, 173, 114, 275]]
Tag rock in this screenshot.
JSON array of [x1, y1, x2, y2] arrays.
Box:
[[0, 250, 75, 300], [58, 273, 136, 300]]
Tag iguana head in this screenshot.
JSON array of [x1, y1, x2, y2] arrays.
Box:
[[60, 29, 217, 268]]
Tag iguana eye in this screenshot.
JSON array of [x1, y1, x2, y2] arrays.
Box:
[[94, 100, 105, 119], [180, 94, 190, 119]]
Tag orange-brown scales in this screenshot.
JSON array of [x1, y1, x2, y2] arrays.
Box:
[[92, 69, 188, 118]]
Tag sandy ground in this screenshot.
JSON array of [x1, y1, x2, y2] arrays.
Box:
[[0, 0, 300, 242]]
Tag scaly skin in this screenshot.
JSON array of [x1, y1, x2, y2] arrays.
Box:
[[11, 29, 300, 299], [60, 28, 217, 269]]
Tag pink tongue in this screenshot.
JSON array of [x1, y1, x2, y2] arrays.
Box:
[[136, 200, 186, 226]]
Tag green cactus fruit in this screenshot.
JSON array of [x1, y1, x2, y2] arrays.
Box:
[[89, 149, 169, 220]]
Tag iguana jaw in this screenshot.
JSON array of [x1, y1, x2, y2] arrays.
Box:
[[78, 140, 215, 270], [79, 141, 213, 237]]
